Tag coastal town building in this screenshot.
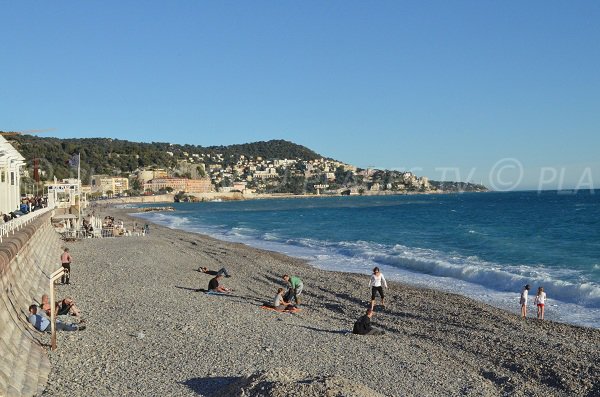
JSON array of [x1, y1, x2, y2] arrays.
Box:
[[137, 169, 168, 185], [46, 178, 88, 210], [90, 175, 129, 195], [143, 177, 212, 194], [0, 136, 25, 214]]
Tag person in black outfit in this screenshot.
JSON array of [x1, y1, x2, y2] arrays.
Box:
[[353, 309, 385, 335], [207, 275, 231, 293]]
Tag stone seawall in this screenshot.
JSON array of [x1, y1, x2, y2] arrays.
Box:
[[0, 212, 62, 396]]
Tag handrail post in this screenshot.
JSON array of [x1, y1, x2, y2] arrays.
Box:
[[49, 267, 66, 350]]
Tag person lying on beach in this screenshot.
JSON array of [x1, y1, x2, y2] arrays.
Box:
[[198, 266, 231, 277], [273, 287, 296, 311], [353, 309, 385, 336], [28, 305, 85, 332], [208, 274, 232, 293], [282, 274, 303, 305]]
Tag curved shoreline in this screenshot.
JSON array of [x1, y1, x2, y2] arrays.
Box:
[[130, 206, 600, 330], [41, 205, 600, 396]]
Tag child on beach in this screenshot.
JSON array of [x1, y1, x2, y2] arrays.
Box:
[[534, 287, 547, 320], [520, 284, 530, 318], [273, 287, 295, 311], [369, 267, 388, 310]]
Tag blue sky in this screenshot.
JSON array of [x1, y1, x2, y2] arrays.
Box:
[[1, 1, 599, 190]]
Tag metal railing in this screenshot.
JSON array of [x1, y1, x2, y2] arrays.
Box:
[[0, 206, 54, 243]]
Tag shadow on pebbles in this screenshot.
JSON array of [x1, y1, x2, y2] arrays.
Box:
[[202, 368, 385, 397]]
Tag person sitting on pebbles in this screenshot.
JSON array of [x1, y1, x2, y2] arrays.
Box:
[[28, 304, 85, 332], [40, 294, 82, 317], [273, 287, 296, 311], [56, 297, 82, 317], [353, 309, 385, 336], [208, 274, 232, 294]]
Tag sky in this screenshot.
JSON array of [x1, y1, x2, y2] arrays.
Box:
[[1, 1, 599, 190]]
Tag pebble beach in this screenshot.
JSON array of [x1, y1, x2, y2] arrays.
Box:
[[39, 208, 600, 397]]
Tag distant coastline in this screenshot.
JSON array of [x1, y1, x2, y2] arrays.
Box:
[[95, 188, 487, 206]]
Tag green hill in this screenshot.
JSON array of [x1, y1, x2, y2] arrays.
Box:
[[4, 134, 324, 183]]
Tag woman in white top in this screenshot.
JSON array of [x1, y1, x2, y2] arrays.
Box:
[[534, 286, 547, 320], [520, 284, 530, 318], [369, 267, 388, 310]]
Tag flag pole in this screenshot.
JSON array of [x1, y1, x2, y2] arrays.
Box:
[[77, 153, 81, 236]]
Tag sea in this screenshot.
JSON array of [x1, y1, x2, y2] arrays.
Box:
[[132, 190, 600, 329]]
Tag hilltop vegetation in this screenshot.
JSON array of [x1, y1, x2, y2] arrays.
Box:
[[5, 134, 323, 183], [5, 133, 487, 194]]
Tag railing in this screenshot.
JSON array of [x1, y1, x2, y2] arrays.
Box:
[[0, 206, 54, 243]]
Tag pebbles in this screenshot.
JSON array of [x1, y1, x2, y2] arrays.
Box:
[[40, 207, 600, 397]]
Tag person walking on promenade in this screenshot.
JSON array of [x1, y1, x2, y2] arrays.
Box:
[[282, 274, 304, 306], [61, 248, 72, 285], [369, 267, 388, 310], [534, 287, 547, 320], [520, 284, 530, 318], [353, 309, 385, 335]]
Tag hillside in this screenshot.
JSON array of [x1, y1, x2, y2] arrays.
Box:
[[4, 134, 324, 183]]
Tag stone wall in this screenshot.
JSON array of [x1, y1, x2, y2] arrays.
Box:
[[0, 212, 61, 396]]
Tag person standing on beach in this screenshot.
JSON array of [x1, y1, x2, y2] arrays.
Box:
[[282, 275, 303, 306], [520, 284, 530, 318], [353, 309, 385, 335], [369, 267, 388, 310], [61, 248, 72, 285], [534, 287, 547, 320]]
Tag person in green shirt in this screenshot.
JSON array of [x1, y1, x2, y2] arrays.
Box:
[[282, 274, 304, 305]]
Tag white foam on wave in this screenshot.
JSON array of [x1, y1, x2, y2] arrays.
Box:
[[132, 211, 600, 328]]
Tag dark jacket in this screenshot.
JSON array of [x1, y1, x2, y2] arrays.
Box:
[[208, 277, 219, 290], [353, 314, 373, 335]]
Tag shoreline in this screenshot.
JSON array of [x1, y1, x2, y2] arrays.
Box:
[[129, 205, 600, 330], [39, 204, 600, 396], [95, 188, 486, 206]]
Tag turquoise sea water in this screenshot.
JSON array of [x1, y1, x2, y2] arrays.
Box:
[[134, 190, 600, 328]]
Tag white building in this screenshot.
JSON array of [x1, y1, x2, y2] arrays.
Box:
[[0, 136, 25, 215]]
